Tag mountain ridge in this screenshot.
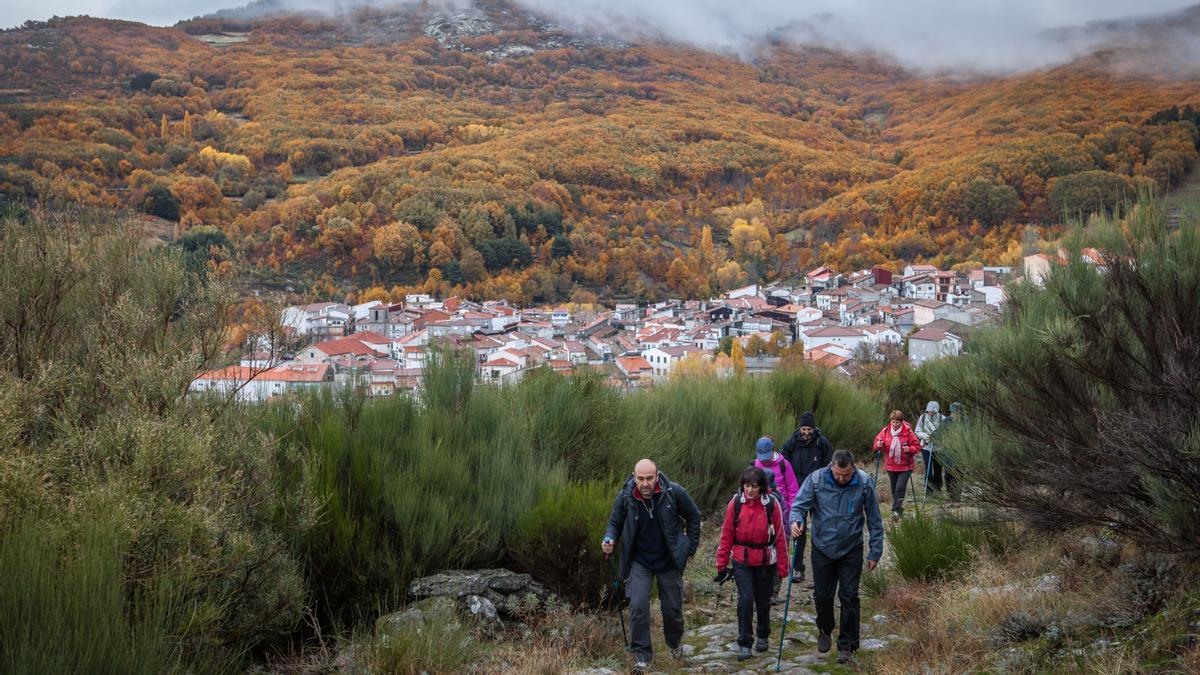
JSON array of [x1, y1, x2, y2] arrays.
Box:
[[1, 3, 1198, 301]]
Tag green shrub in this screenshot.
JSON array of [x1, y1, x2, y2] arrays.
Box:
[[860, 566, 891, 600], [888, 512, 980, 582], [509, 481, 614, 605], [0, 518, 232, 674], [0, 208, 307, 660], [363, 602, 479, 675], [515, 368, 633, 481], [928, 196, 1200, 552], [767, 368, 883, 452], [263, 351, 566, 624]]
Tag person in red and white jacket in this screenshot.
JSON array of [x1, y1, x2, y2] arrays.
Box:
[[873, 410, 924, 519], [714, 466, 789, 661]]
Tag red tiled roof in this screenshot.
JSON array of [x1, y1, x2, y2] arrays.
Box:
[[909, 329, 947, 341], [311, 337, 388, 357]]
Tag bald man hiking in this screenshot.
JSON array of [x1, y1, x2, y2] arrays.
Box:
[[602, 459, 703, 673]]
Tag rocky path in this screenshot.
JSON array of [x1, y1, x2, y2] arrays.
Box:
[[573, 531, 897, 674]]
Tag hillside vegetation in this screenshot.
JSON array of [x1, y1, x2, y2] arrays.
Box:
[[2, 2, 1200, 302]]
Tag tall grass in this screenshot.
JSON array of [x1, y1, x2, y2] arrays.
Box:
[[362, 601, 479, 675], [259, 360, 883, 624], [261, 350, 566, 623], [509, 481, 615, 605], [889, 511, 1019, 582], [0, 518, 231, 675]]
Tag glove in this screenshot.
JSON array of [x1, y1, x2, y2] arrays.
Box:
[[712, 568, 733, 585]]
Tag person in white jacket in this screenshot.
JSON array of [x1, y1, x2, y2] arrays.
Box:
[[915, 401, 946, 493]]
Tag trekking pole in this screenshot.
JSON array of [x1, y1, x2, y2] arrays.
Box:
[[776, 535, 803, 671], [921, 448, 934, 506], [606, 551, 629, 652], [872, 453, 880, 484]]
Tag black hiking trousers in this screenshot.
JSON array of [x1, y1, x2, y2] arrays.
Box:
[[733, 561, 774, 647], [887, 469, 912, 515], [811, 545, 863, 652]]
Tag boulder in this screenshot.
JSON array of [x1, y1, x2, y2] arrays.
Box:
[[375, 596, 460, 646], [407, 568, 554, 622], [458, 594, 501, 636]]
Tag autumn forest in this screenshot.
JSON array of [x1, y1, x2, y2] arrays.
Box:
[[2, 1, 1199, 304]]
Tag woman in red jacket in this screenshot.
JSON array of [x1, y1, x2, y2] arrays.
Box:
[[714, 466, 789, 661], [873, 410, 924, 520]]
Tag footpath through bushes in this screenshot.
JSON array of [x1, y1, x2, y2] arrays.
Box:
[[0, 205, 885, 670], [261, 349, 884, 624]]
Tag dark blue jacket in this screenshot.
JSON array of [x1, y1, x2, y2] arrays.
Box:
[[789, 467, 885, 562], [604, 471, 702, 579]]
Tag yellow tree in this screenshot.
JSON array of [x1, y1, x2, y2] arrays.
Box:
[[730, 338, 746, 376], [666, 255, 694, 297], [699, 225, 715, 273]]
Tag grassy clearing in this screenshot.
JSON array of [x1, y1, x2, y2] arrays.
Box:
[[861, 522, 1199, 674]]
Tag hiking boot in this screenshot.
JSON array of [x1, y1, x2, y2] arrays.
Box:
[[632, 660, 649, 674], [737, 646, 752, 661], [837, 649, 853, 665], [791, 570, 805, 584], [817, 631, 832, 653], [668, 644, 683, 660], [891, 510, 902, 521], [754, 637, 769, 653]]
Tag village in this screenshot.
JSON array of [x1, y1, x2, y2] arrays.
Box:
[[189, 250, 1103, 402]]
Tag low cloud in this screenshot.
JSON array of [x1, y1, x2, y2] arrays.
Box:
[[514, 0, 1200, 73], [4, 0, 1197, 74]]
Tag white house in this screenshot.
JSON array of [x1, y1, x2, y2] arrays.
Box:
[[901, 275, 938, 301], [642, 345, 709, 379], [550, 307, 572, 328], [911, 299, 952, 327], [907, 328, 964, 366], [190, 362, 333, 402], [861, 324, 903, 346], [971, 286, 1007, 309], [281, 303, 351, 338], [801, 326, 867, 352], [1023, 253, 1054, 287], [480, 356, 524, 383]]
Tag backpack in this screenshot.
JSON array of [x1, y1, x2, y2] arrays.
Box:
[[730, 492, 780, 549]]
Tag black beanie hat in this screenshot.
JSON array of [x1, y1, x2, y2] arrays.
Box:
[[799, 411, 816, 428]]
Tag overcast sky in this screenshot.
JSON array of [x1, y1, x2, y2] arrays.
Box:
[[4, 0, 1197, 72]]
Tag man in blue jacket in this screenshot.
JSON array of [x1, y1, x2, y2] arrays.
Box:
[[602, 458, 702, 673], [789, 450, 884, 665]]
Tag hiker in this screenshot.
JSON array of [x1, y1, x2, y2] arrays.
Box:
[[714, 466, 789, 661], [872, 410, 923, 519], [789, 450, 885, 666], [915, 401, 946, 493], [754, 436, 798, 530], [760, 466, 788, 604], [935, 402, 964, 497], [602, 459, 703, 672], [778, 411, 833, 582]]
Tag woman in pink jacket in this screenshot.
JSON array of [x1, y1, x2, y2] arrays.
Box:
[[873, 410, 923, 520], [754, 436, 798, 528]]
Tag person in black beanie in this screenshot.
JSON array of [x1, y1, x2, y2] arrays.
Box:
[[779, 411, 833, 582]]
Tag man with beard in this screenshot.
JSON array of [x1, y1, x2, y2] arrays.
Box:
[[779, 411, 833, 583]]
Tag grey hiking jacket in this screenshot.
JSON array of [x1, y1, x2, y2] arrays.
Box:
[[789, 467, 885, 562], [915, 412, 944, 450]]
